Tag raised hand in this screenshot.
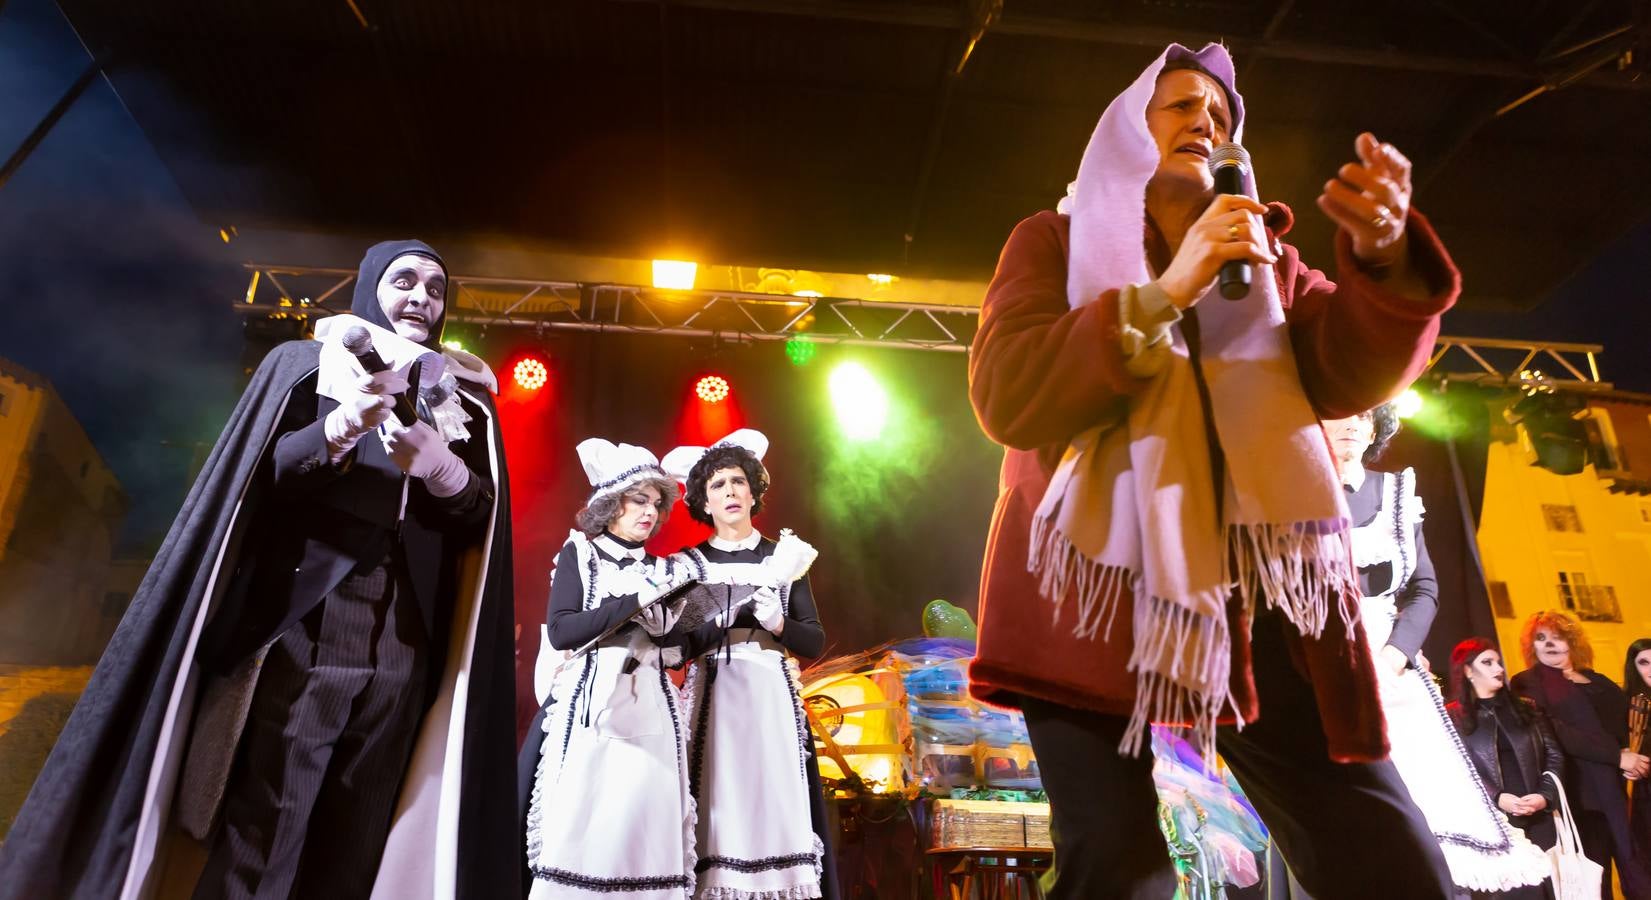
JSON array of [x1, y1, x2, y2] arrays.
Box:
[[1317, 132, 1413, 268]]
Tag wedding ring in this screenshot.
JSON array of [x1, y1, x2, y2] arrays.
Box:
[[1227, 224, 1241, 241], [1372, 212, 1390, 229]]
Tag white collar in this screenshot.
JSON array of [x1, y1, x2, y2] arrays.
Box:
[[708, 530, 763, 552], [1341, 463, 1368, 492], [593, 533, 647, 561]]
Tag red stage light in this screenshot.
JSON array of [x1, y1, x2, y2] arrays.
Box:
[[514, 358, 548, 391], [695, 375, 730, 404]]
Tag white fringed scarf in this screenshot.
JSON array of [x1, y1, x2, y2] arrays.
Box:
[[1028, 43, 1359, 758]]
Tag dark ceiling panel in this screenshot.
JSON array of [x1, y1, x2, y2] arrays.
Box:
[[53, 0, 1651, 310]]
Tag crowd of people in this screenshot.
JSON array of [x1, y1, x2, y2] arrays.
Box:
[[0, 36, 1646, 900]]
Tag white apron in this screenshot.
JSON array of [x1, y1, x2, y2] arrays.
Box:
[[683, 631, 823, 900], [1356, 469, 1549, 893], [527, 630, 696, 898]]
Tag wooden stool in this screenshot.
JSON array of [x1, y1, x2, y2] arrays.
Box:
[[927, 846, 1051, 900]]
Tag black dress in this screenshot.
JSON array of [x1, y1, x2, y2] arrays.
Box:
[[1513, 665, 1651, 899]]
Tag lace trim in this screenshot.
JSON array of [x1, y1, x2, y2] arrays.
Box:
[[531, 866, 690, 893], [689, 658, 718, 801], [696, 853, 819, 874]]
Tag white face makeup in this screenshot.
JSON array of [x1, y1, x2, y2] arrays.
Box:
[[1531, 628, 1572, 670], [377, 253, 447, 343]]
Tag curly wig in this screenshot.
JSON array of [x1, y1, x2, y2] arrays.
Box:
[[1363, 402, 1401, 466], [574, 476, 680, 539], [1520, 609, 1593, 672], [683, 443, 770, 527]]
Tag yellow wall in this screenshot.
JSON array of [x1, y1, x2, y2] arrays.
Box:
[[0, 373, 47, 557], [1478, 436, 1651, 683]]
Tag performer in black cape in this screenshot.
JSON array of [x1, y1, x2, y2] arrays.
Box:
[[0, 240, 520, 900]]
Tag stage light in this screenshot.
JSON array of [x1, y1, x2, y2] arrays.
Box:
[[1394, 388, 1424, 419], [866, 273, 895, 286], [829, 362, 888, 440], [514, 358, 548, 391], [442, 339, 465, 353], [785, 337, 817, 367], [1506, 388, 1588, 475], [793, 290, 823, 298], [652, 259, 698, 291], [696, 375, 730, 404]]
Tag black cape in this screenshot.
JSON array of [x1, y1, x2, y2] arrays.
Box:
[[0, 337, 521, 900]]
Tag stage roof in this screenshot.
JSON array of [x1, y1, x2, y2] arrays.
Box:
[[57, 0, 1651, 312]]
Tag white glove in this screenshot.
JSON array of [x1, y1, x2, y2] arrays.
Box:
[[711, 597, 755, 630], [323, 372, 399, 461], [750, 585, 785, 635], [381, 419, 469, 497], [636, 601, 679, 637]]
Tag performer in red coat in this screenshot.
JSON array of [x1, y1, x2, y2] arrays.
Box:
[[967, 43, 1461, 898]]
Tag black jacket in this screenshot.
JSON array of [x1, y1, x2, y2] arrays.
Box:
[[1448, 693, 1564, 807], [195, 367, 492, 676]]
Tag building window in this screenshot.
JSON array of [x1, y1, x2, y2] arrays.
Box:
[[0, 389, 9, 416], [79, 461, 90, 478], [1488, 581, 1515, 619], [1581, 409, 1625, 475], [1557, 572, 1621, 622], [1541, 504, 1584, 533]]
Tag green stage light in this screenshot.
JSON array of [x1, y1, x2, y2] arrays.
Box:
[[829, 362, 888, 440], [785, 337, 817, 367]]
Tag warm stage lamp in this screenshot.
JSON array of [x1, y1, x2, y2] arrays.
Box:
[[513, 358, 548, 391], [652, 259, 698, 291], [696, 374, 730, 404]]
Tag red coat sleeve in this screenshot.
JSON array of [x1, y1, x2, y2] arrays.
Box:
[[968, 211, 1143, 451], [1283, 209, 1461, 420]]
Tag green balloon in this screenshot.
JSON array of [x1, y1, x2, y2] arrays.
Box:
[[922, 599, 978, 640]]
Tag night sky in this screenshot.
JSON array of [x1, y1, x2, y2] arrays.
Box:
[[2, 0, 1648, 552]]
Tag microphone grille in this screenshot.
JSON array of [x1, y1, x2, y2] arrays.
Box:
[[341, 326, 373, 355], [1208, 142, 1249, 173]]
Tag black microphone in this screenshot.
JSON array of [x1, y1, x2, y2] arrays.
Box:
[[341, 325, 418, 427], [1208, 142, 1253, 300]]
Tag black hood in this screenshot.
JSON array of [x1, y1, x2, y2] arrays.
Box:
[[350, 239, 448, 349]]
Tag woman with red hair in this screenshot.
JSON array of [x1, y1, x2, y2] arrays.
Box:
[[1446, 636, 1564, 900], [1512, 611, 1651, 898]]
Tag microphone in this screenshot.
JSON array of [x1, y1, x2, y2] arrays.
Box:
[[341, 325, 418, 426], [1208, 142, 1253, 300]]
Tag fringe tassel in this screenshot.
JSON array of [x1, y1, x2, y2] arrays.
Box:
[[1226, 523, 1359, 639], [1119, 593, 1239, 762], [1028, 511, 1134, 642]]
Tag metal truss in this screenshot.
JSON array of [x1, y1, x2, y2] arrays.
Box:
[[237, 264, 979, 353], [237, 267, 1612, 383], [1427, 335, 1610, 391]]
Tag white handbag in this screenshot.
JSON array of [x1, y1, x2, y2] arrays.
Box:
[[1545, 770, 1605, 900]]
